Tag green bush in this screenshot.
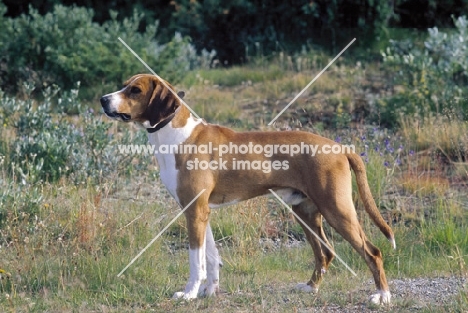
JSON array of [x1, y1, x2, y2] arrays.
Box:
[[0, 3, 213, 98], [0, 81, 154, 227], [0, 82, 150, 184], [380, 16, 468, 126], [4, 0, 467, 65]]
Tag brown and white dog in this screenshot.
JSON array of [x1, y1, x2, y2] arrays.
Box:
[[100, 74, 395, 304]]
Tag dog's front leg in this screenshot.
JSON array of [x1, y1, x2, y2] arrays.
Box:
[[173, 238, 207, 300], [173, 239, 207, 300], [198, 222, 220, 297], [173, 200, 210, 300]]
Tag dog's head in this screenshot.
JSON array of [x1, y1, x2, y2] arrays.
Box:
[[100, 74, 185, 128]]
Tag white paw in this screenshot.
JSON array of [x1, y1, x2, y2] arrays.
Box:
[[172, 291, 198, 300], [369, 290, 391, 305], [172, 291, 186, 299], [295, 283, 318, 293], [198, 282, 219, 297]]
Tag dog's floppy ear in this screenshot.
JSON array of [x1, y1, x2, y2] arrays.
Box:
[[146, 78, 179, 127]]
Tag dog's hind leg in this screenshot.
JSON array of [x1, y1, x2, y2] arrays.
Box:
[[198, 222, 221, 297], [292, 199, 335, 293], [317, 193, 391, 304]]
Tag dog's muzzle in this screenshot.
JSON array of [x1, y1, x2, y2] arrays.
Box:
[[100, 96, 131, 121]]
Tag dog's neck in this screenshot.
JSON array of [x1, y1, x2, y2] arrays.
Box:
[[146, 104, 203, 149], [146, 112, 176, 133], [145, 99, 195, 134]]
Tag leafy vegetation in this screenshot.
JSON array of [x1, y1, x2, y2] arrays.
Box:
[[0, 83, 151, 186], [5, 0, 468, 65], [0, 2, 214, 98], [381, 16, 468, 126]]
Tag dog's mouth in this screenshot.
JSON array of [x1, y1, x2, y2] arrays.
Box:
[[104, 111, 131, 122]]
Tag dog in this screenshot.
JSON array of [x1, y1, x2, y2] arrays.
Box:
[[100, 74, 395, 304]]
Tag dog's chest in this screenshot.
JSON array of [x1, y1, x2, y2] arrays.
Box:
[[152, 147, 179, 202], [147, 117, 201, 204]]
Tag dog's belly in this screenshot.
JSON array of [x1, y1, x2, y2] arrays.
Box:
[[208, 199, 240, 209], [208, 187, 306, 209], [274, 188, 307, 205]]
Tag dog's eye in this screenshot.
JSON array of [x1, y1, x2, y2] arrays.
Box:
[[130, 86, 141, 94]]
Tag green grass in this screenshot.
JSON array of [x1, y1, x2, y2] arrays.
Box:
[[183, 65, 285, 87]]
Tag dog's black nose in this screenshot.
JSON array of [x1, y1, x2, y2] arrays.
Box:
[[100, 96, 109, 107]]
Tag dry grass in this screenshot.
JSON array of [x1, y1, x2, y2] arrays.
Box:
[[400, 115, 468, 163], [398, 174, 450, 197], [183, 62, 369, 130]]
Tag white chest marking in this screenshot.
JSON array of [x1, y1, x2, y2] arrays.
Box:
[[147, 115, 202, 204]]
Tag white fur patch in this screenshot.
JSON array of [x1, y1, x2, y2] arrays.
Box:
[[141, 120, 156, 129], [275, 188, 306, 205], [172, 291, 186, 299], [102, 91, 123, 113], [369, 290, 391, 305], [390, 237, 396, 250], [173, 246, 207, 300], [209, 199, 240, 209], [173, 224, 221, 300], [198, 223, 220, 297], [148, 114, 202, 204], [295, 283, 318, 293]]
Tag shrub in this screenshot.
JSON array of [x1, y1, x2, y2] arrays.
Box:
[[0, 82, 150, 184], [380, 16, 468, 126], [0, 4, 214, 98], [0, 81, 155, 229]]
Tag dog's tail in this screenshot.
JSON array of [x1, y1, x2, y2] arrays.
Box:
[[347, 153, 396, 249]]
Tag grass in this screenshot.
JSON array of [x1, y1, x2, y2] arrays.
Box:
[[182, 65, 285, 87], [400, 115, 468, 164], [1, 180, 466, 312], [177, 53, 369, 130], [1, 59, 468, 312]]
